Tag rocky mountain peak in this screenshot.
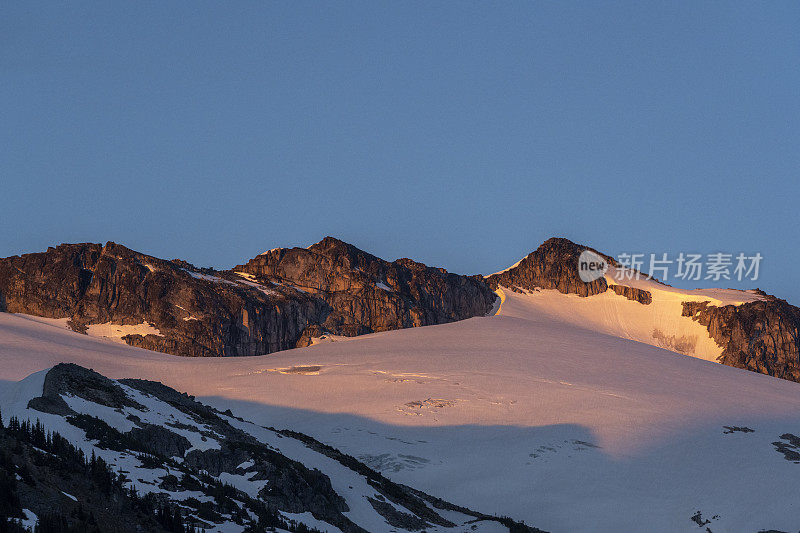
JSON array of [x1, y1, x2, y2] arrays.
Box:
[[321, 237, 383, 267], [308, 235, 357, 251], [486, 237, 613, 297], [235, 236, 496, 344]]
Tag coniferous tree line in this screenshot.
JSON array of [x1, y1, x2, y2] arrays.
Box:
[[0, 408, 195, 533]]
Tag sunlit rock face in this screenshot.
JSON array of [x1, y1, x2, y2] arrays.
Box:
[[0, 238, 496, 356], [1, 234, 799, 384], [235, 236, 497, 345], [683, 295, 800, 382]]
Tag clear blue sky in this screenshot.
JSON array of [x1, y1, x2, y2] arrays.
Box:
[[2, 2, 799, 303]]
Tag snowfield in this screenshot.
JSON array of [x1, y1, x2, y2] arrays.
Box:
[[2, 285, 800, 532]]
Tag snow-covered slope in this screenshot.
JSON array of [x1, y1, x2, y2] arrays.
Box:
[[502, 266, 766, 362], [2, 285, 800, 531]]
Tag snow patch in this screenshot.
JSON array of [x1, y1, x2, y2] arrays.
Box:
[[174, 305, 200, 321], [486, 257, 525, 277], [234, 273, 280, 296], [85, 322, 163, 343], [21, 509, 37, 531], [280, 512, 343, 533], [605, 266, 766, 306], [217, 471, 268, 499], [183, 269, 236, 285]]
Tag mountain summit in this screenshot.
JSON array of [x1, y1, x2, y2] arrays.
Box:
[[487, 237, 800, 382]]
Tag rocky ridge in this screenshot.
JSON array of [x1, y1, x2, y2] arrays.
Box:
[[683, 295, 800, 382], [2, 236, 800, 385], [235, 236, 496, 344], [0, 239, 495, 357], [485, 238, 616, 297]]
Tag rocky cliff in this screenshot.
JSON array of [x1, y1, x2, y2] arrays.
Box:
[[3, 235, 800, 387], [683, 295, 800, 382], [235, 236, 496, 344], [0, 239, 496, 357]]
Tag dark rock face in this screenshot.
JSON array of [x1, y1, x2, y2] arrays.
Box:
[[682, 295, 800, 382], [609, 284, 652, 305], [0, 243, 102, 318], [485, 237, 615, 297], [0, 242, 325, 357], [0, 238, 495, 357], [234, 236, 496, 338], [26, 362, 144, 416], [6, 234, 800, 388], [128, 424, 192, 458]]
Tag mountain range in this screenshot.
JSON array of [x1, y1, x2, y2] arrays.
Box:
[[1, 236, 798, 383]]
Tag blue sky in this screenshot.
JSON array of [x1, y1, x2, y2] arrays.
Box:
[[2, 2, 799, 303]]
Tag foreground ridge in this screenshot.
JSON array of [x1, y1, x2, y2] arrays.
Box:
[[1, 363, 541, 533]]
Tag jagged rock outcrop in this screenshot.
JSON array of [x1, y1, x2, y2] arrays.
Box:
[[6, 235, 800, 386], [0, 242, 325, 357], [609, 284, 652, 305], [683, 295, 800, 382], [485, 237, 616, 297], [27, 362, 144, 416], [0, 238, 496, 356], [235, 237, 496, 340]]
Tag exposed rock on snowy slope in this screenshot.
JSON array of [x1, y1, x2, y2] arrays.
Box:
[[2, 363, 539, 533], [0, 242, 324, 357], [0, 239, 495, 357], [683, 294, 800, 381]]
